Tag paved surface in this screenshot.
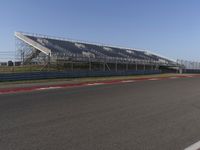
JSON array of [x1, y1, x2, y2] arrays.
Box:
[[1, 77, 200, 150]]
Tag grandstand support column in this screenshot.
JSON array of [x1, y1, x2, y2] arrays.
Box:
[[155, 65, 158, 70], [21, 51, 25, 66], [151, 64, 153, 70], [71, 62, 74, 71], [88, 57, 92, 71], [89, 62, 92, 71], [115, 61, 118, 72], [143, 63, 146, 71], [179, 67, 183, 74], [47, 53, 51, 71], [103, 62, 106, 71], [126, 63, 128, 71], [135, 63, 138, 71]]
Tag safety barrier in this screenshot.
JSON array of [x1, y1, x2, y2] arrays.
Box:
[[184, 69, 200, 74], [0, 70, 161, 82]]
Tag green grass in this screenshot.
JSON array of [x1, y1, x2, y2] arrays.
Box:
[[0, 65, 58, 73]]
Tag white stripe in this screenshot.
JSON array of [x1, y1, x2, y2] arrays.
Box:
[[38, 87, 61, 90], [87, 83, 105, 86], [148, 78, 159, 81], [185, 141, 200, 150], [121, 80, 135, 83], [187, 76, 193, 78]]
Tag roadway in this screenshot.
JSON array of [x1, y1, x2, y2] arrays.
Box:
[[1, 77, 200, 150]]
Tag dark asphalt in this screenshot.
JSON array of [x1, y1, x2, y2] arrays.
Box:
[[1, 77, 200, 150]]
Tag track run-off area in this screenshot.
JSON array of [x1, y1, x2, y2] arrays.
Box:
[[1, 75, 200, 149]]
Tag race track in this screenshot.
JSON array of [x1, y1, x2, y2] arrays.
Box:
[[1, 77, 200, 150]]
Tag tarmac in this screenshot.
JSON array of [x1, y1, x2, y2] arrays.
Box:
[[0, 76, 200, 149]]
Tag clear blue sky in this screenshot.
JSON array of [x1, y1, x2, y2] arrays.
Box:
[[0, 0, 200, 61]]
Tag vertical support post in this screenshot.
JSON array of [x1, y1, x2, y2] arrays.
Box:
[[136, 63, 138, 71], [143, 63, 146, 71], [22, 51, 25, 66], [48, 53, 50, 71], [115, 61, 118, 72], [103, 62, 106, 71], [56, 54, 58, 71], [126, 63, 128, 71], [71, 62, 74, 71], [179, 67, 183, 74], [89, 61, 92, 71], [155, 65, 158, 70]]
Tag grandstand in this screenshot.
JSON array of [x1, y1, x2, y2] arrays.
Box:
[[15, 32, 178, 72]]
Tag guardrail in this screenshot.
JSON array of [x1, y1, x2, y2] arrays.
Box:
[[0, 70, 161, 82]]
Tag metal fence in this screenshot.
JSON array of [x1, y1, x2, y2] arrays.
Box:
[[0, 53, 160, 73], [177, 59, 200, 70]]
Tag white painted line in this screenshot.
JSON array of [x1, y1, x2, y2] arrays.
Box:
[[148, 78, 159, 81], [121, 80, 135, 83], [187, 76, 194, 78], [87, 83, 105, 86], [37, 87, 62, 90], [185, 141, 200, 150]]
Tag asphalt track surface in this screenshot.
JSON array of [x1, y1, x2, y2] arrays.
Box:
[[1, 77, 200, 150]]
